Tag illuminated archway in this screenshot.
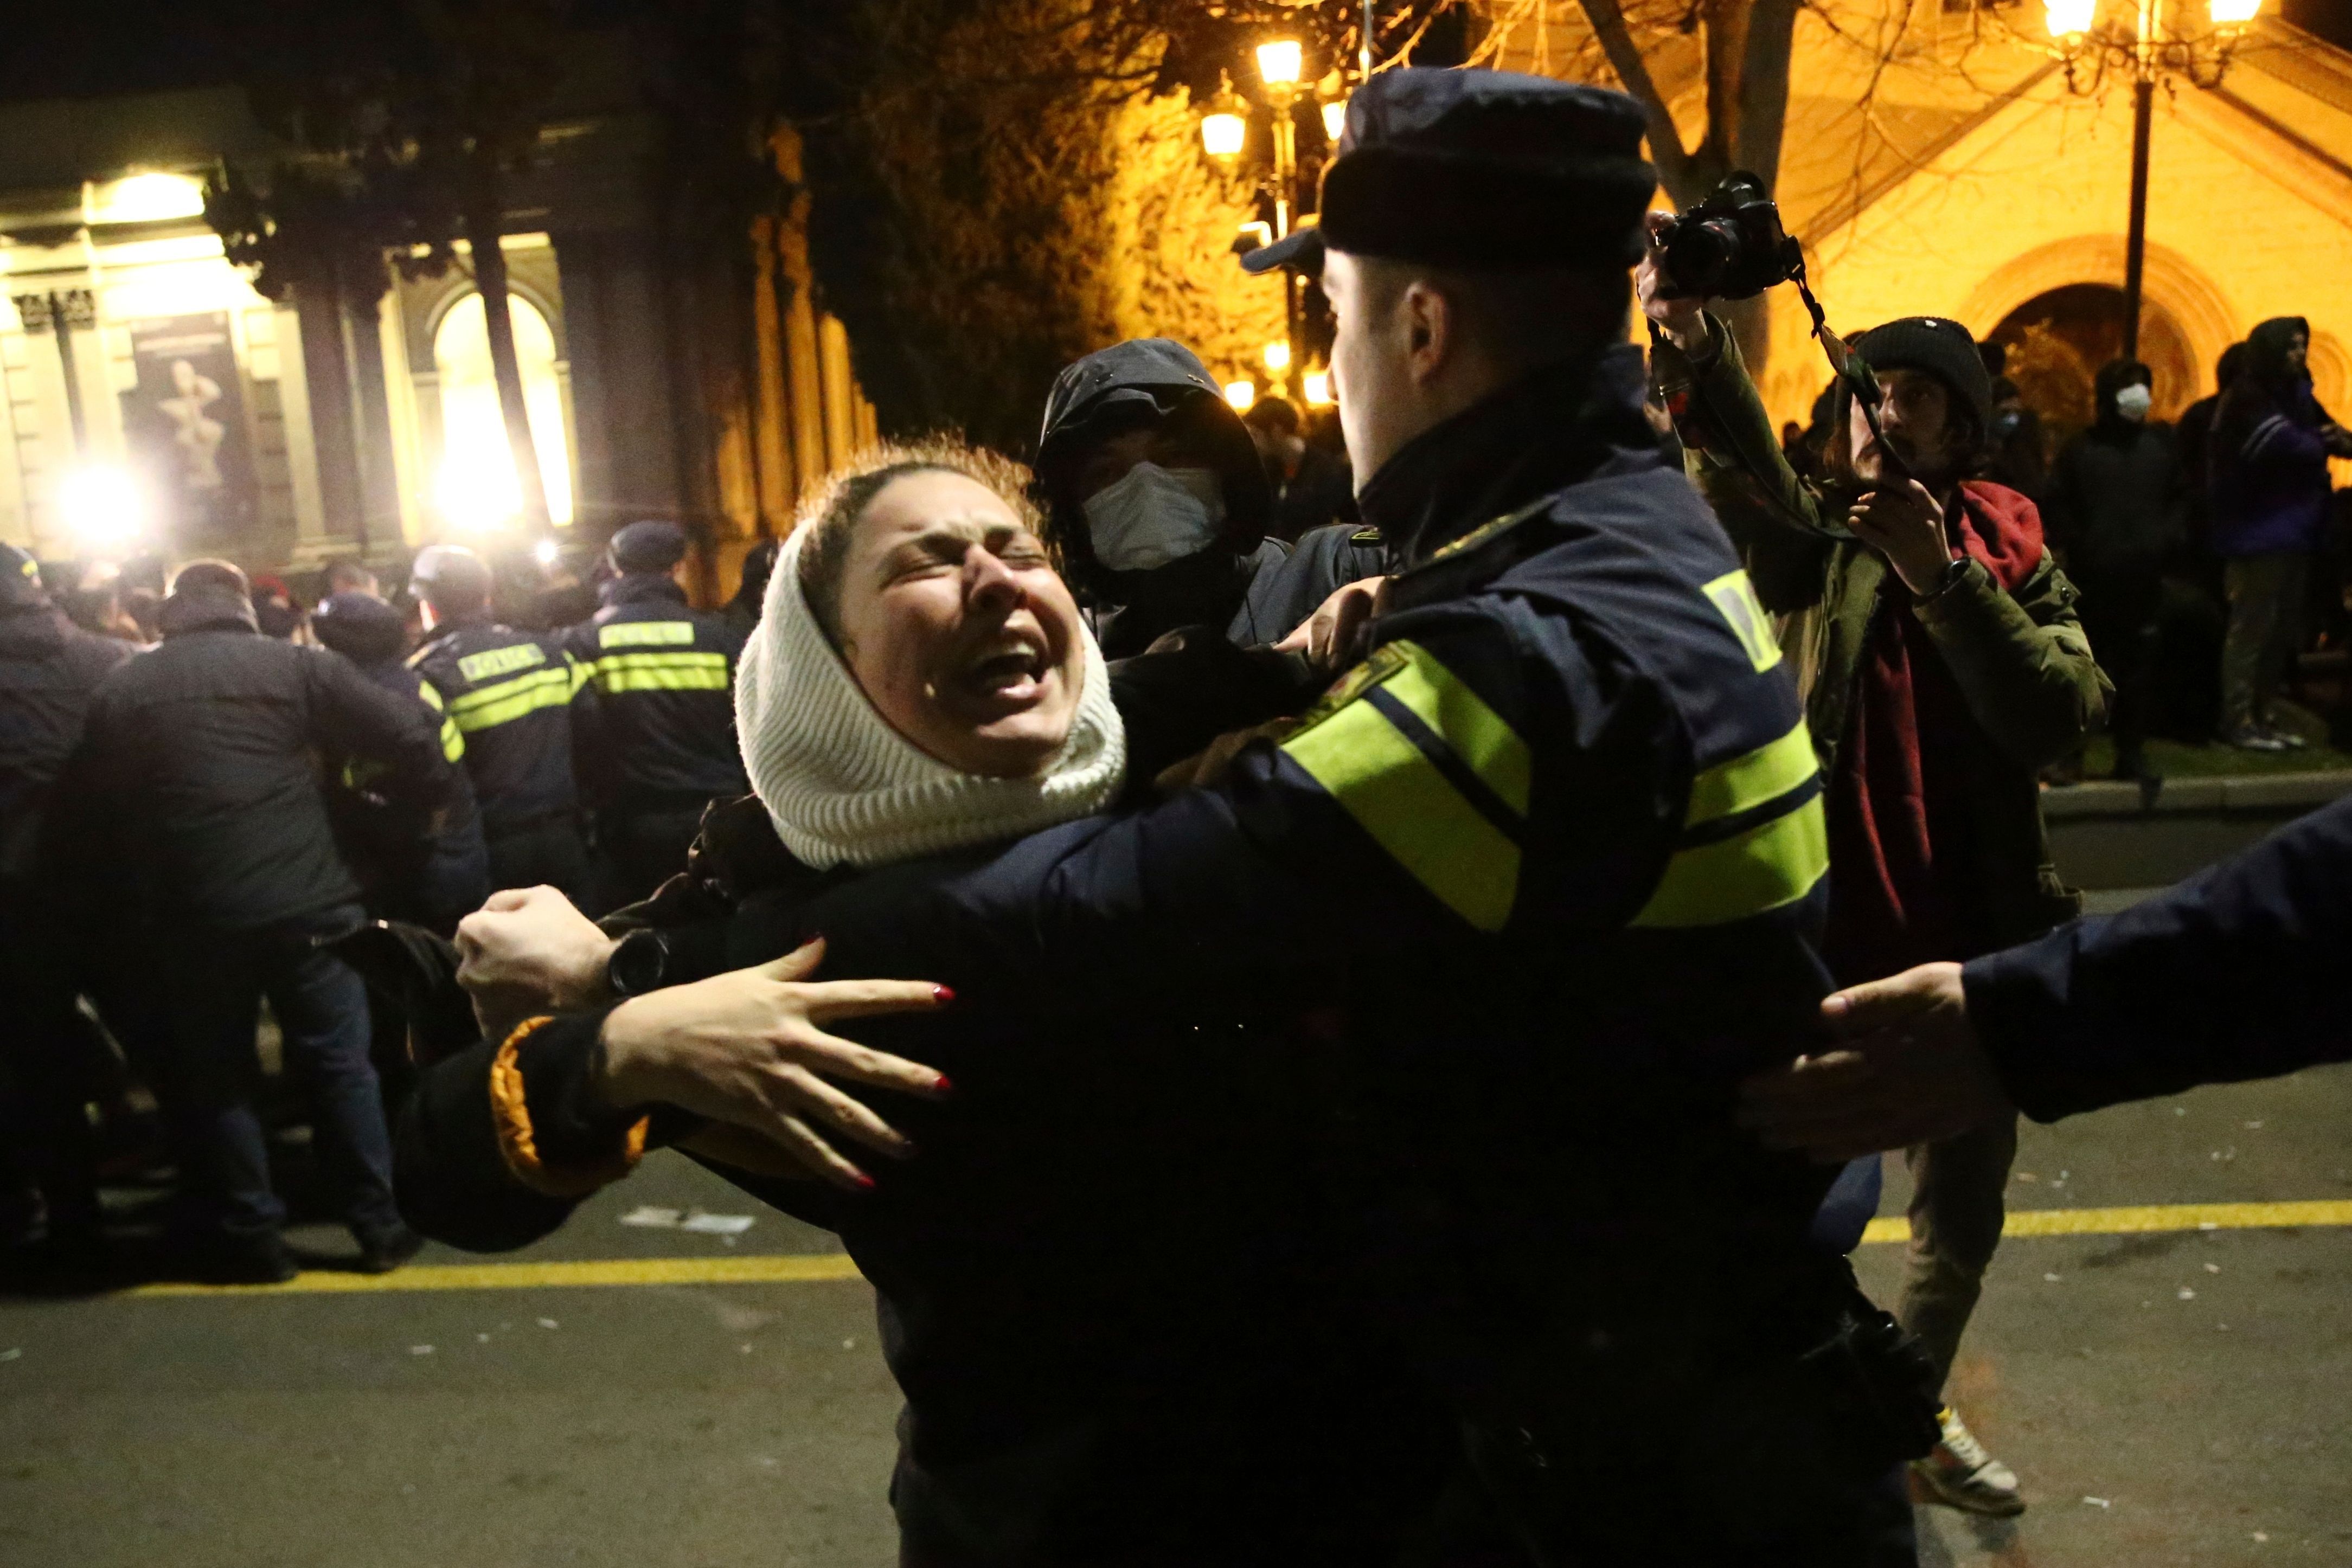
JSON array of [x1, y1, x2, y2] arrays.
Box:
[[431, 292, 574, 531]]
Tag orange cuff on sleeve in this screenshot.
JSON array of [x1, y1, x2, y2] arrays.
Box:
[[489, 1017, 650, 1199]]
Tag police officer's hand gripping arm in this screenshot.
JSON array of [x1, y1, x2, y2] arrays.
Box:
[[306, 647, 456, 821]]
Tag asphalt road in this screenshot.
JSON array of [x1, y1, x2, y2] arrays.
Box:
[[5, 1066, 2349, 1568]]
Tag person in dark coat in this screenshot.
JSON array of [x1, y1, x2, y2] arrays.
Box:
[[1032, 339, 1382, 658], [399, 441, 1447, 1565], [58, 560, 451, 1281], [723, 536, 780, 638], [2210, 317, 2352, 749], [1244, 394, 1357, 542], [562, 520, 750, 911], [2045, 359, 2186, 781], [0, 543, 134, 1259], [312, 590, 490, 934]]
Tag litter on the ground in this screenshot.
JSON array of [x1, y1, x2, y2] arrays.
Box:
[[2044, 1273, 2062, 1282], [0, 1348, 20, 1362], [2177, 1288, 2196, 1300], [619, 1205, 683, 1228], [2082, 1496, 2112, 1508], [409, 1345, 434, 1356], [681, 1211, 755, 1236], [536, 1318, 559, 1329], [2205, 1262, 2221, 1274]]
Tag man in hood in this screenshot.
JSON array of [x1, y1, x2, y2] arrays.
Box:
[[0, 542, 133, 1263], [2045, 359, 2186, 781], [1652, 274, 2107, 1518], [60, 559, 452, 1281], [1033, 339, 1382, 659], [2209, 316, 2352, 749]]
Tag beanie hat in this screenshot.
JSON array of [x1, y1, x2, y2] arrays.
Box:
[[1852, 317, 1995, 442], [733, 521, 1127, 871]]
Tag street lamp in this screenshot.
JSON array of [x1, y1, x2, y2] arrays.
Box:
[[1200, 81, 1248, 160], [2042, 0, 2264, 360]]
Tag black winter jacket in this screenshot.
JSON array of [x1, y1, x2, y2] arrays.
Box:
[[0, 599, 132, 883], [65, 587, 453, 930], [2043, 365, 2186, 577]]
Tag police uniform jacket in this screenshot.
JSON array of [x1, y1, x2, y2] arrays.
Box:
[[409, 615, 582, 837], [562, 575, 748, 811]]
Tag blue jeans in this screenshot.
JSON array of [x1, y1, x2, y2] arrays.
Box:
[[154, 905, 399, 1245]]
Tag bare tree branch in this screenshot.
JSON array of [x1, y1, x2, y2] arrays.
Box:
[[1577, 0, 1693, 200]]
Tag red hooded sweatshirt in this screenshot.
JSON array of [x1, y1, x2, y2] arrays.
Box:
[[1820, 480, 2047, 987]]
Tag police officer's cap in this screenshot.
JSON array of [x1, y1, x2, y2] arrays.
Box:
[[610, 519, 688, 575], [0, 542, 47, 608], [311, 590, 407, 660], [409, 544, 494, 605], [1242, 68, 1655, 277]]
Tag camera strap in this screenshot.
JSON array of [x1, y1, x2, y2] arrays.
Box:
[[1790, 260, 1913, 485]]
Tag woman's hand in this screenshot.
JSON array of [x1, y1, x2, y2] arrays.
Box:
[[1846, 479, 1956, 597], [456, 886, 618, 1044], [595, 937, 953, 1192]]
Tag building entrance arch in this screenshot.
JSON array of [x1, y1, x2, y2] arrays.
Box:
[[431, 291, 574, 530], [1988, 284, 2195, 451]]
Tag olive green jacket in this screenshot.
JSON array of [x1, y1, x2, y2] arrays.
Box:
[[1652, 317, 2111, 949]]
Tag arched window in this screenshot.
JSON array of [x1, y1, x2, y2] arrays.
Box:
[[432, 291, 574, 530]]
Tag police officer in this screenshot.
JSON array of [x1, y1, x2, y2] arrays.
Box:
[[563, 520, 748, 910], [313, 589, 490, 934], [438, 70, 1928, 1563], [408, 545, 592, 907]]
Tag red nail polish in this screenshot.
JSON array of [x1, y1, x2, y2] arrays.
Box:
[[932, 1073, 954, 1095], [853, 1172, 876, 1191], [933, 985, 957, 1006]]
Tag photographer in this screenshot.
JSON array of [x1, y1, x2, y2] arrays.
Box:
[[1645, 209, 2107, 1520]]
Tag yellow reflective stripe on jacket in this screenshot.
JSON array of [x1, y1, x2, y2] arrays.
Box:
[[1631, 796, 1828, 928], [1681, 719, 1816, 828], [1633, 718, 1827, 928], [1279, 639, 1524, 933], [416, 683, 465, 762], [457, 642, 548, 683], [447, 666, 577, 732], [599, 620, 697, 649], [592, 650, 731, 695], [1701, 569, 1783, 673], [1372, 641, 1531, 816]]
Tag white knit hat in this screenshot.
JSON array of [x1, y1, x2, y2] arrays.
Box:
[[735, 520, 1127, 870]]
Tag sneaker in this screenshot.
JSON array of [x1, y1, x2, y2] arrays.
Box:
[[2265, 725, 2311, 751], [354, 1223, 423, 1275], [2223, 726, 2288, 753], [1912, 1406, 2026, 1518]]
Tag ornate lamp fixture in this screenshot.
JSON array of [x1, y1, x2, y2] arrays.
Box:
[[2041, 0, 2265, 358]]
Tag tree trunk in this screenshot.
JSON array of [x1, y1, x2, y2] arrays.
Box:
[[466, 196, 553, 530]]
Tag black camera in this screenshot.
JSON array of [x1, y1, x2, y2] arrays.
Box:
[[1655, 172, 1803, 301]]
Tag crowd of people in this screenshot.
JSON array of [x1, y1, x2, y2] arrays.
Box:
[[3, 63, 2349, 1568]]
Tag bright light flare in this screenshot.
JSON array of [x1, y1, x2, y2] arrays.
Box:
[[2046, 0, 2097, 37], [1263, 339, 1292, 372], [1223, 380, 1258, 413], [534, 538, 560, 567], [1303, 370, 1334, 407], [1201, 110, 1247, 158], [1321, 99, 1348, 143], [2208, 0, 2260, 24], [55, 465, 150, 554], [1257, 40, 1304, 89], [88, 172, 206, 224], [434, 444, 523, 535]]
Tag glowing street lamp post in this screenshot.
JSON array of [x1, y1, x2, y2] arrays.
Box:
[[2045, 0, 2264, 362], [1201, 40, 1328, 402]]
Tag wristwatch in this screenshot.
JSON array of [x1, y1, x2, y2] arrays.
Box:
[[1916, 556, 1970, 603], [605, 928, 670, 1000]]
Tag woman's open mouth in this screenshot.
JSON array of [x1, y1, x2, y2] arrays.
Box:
[[960, 639, 1051, 704]]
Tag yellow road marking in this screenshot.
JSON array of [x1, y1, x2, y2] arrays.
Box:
[[117, 1201, 2352, 1297], [127, 1252, 864, 1297], [1860, 1199, 2352, 1245]]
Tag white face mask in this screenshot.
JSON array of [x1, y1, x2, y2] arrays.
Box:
[[1080, 464, 1226, 572], [2114, 384, 2152, 423]]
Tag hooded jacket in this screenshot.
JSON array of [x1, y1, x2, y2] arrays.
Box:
[[63, 583, 453, 931], [1035, 339, 1379, 656], [2045, 361, 2186, 575], [2211, 316, 2337, 557]]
